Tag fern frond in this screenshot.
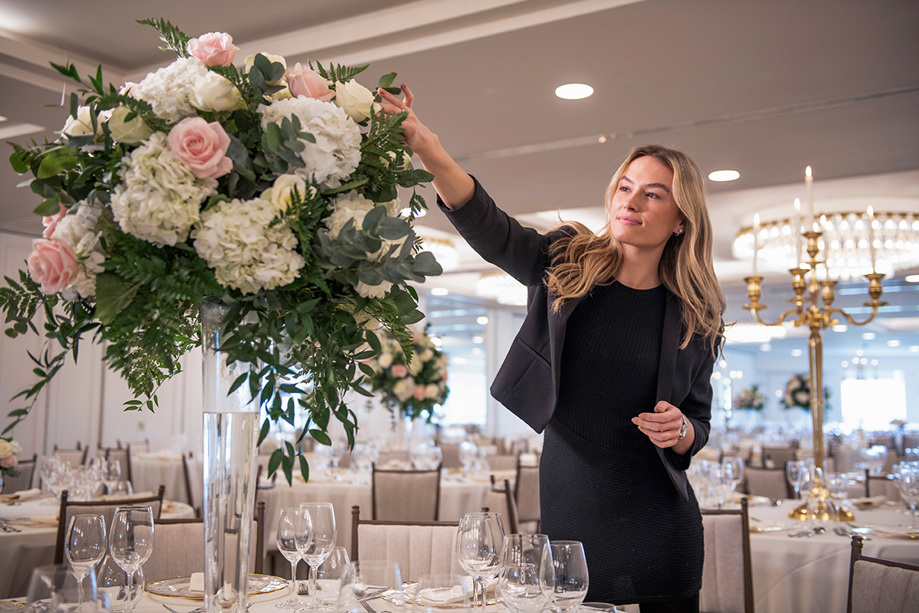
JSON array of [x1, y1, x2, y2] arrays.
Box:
[[138, 18, 190, 56]]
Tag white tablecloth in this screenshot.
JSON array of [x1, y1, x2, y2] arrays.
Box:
[[132, 453, 202, 506], [746, 498, 919, 613], [0, 495, 195, 598], [258, 468, 513, 554]]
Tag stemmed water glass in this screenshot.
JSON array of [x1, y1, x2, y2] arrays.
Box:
[[785, 460, 810, 499], [65, 513, 107, 610], [721, 456, 745, 499], [456, 512, 505, 610], [548, 541, 588, 613], [109, 506, 154, 611], [103, 460, 122, 496], [898, 463, 919, 529], [299, 502, 337, 610], [276, 507, 312, 608], [500, 534, 555, 613]]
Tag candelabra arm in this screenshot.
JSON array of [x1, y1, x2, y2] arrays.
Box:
[[825, 304, 886, 328], [749, 306, 802, 328]]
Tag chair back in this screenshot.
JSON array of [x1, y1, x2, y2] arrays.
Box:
[[742, 465, 791, 499], [847, 534, 919, 612], [486, 454, 518, 471], [141, 501, 265, 582], [54, 485, 166, 564], [371, 463, 442, 521], [484, 478, 519, 534], [104, 447, 133, 486], [700, 498, 754, 613], [865, 472, 901, 501], [54, 447, 88, 467], [439, 443, 462, 469], [181, 453, 201, 515], [514, 459, 540, 531], [3, 453, 37, 492], [350, 505, 460, 582], [762, 445, 797, 469]]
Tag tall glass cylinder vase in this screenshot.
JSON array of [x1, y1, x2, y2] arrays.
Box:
[[201, 300, 259, 613]]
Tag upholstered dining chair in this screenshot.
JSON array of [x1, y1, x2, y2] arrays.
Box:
[[2, 452, 37, 492], [742, 466, 792, 499], [514, 457, 540, 532], [181, 453, 201, 516], [847, 534, 919, 612], [53, 444, 88, 467], [484, 478, 519, 535], [865, 471, 901, 501], [761, 445, 798, 469], [142, 501, 265, 582], [371, 463, 442, 521], [349, 505, 461, 582], [699, 498, 754, 613], [54, 485, 166, 564]]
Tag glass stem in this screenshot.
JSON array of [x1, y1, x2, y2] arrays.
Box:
[[77, 574, 85, 610], [290, 560, 298, 599], [309, 565, 318, 607]]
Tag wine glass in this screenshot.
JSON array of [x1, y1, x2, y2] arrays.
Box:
[[276, 507, 311, 609], [27, 564, 101, 613], [785, 460, 810, 499], [312, 546, 350, 610], [721, 456, 745, 498], [549, 541, 589, 613], [337, 560, 403, 612], [499, 563, 550, 613], [102, 460, 122, 496], [299, 502, 337, 610], [412, 573, 470, 612], [898, 463, 919, 529], [109, 506, 154, 611], [65, 514, 107, 609], [456, 511, 505, 611]]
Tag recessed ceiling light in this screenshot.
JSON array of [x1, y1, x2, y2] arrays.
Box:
[[905, 274, 919, 283], [887, 339, 901, 347], [430, 287, 449, 296], [708, 170, 740, 182], [909, 346, 919, 353], [791, 349, 803, 357], [862, 332, 876, 340], [832, 324, 848, 332], [555, 83, 594, 100], [476, 316, 489, 325]]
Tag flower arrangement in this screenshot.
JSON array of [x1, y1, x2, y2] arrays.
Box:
[[734, 385, 765, 411], [0, 438, 21, 474], [781, 373, 829, 411], [0, 19, 441, 481], [363, 329, 449, 421]]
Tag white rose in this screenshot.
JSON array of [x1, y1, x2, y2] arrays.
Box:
[[408, 355, 422, 376], [393, 378, 415, 402], [62, 106, 102, 138], [334, 79, 374, 122], [193, 72, 243, 112], [378, 352, 393, 369], [355, 280, 392, 299], [0, 439, 11, 458], [424, 384, 440, 400], [420, 348, 434, 362], [263, 174, 314, 214], [108, 106, 154, 145], [244, 53, 287, 85]]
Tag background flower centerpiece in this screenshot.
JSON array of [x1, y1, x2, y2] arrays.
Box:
[[781, 373, 829, 411], [734, 385, 765, 411], [0, 437, 21, 478], [0, 18, 441, 481], [363, 328, 449, 422]]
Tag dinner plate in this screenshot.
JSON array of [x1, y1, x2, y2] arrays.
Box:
[[145, 574, 287, 599], [748, 521, 795, 533], [850, 525, 919, 539], [394, 584, 499, 608]]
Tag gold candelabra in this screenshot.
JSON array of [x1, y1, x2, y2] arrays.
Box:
[[744, 228, 887, 521]]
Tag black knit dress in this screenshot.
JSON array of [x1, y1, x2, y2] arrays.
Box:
[[540, 281, 704, 605]]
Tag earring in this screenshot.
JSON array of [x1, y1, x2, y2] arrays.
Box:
[[675, 228, 684, 236]]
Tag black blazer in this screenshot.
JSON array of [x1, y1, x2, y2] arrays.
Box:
[[439, 178, 715, 501]]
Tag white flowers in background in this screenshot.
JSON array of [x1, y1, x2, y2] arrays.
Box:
[[110, 132, 215, 246], [61, 106, 99, 138], [259, 96, 361, 188], [0, 437, 21, 470], [733, 384, 765, 411], [193, 197, 304, 294], [133, 56, 209, 124], [52, 201, 106, 300]]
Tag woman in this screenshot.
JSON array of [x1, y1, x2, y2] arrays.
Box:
[[379, 85, 725, 611]]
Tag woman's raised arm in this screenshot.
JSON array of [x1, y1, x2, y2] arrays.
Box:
[[377, 84, 475, 209]]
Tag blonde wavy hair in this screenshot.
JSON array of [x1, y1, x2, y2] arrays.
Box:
[[545, 144, 725, 353]]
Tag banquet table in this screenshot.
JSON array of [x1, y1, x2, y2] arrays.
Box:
[[746, 497, 919, 613], [132, 452, 202, 506], [0, 494, 195, 599], [258, 467, 515, 554]]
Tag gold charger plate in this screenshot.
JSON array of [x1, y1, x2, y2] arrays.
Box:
[[145, 574, 287, 600], [0, 602, 31, 613]]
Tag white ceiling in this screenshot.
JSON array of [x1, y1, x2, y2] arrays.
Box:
[[1, 0, 918, 354]]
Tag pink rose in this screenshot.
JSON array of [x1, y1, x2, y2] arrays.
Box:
[[27, 239, 78, 295], [413, 385, 426, 401], [0, 454, 17, 469], [119, 82, 139, 97], [167, 117, 233, 179], [287, 63, 334, 101], [390, 364, 408, 378], [42, 204, 67, 238], [187, 32, 239, 67]]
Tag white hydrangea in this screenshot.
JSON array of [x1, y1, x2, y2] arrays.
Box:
[[324, 191, 404, 260], [259, 97, 361, 188], [134, 57, 210, 124], [51, 200, 105, 300], [192, 197, 305, 294], [111, 132, 215, 246], [392, 378, 416, 402]]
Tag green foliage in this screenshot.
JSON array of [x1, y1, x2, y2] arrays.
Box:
[[314, 62, 368, 85], [138, 18, 191, 56]]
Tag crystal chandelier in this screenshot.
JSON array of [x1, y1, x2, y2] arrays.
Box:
[[734, 210, 919, 280], [475, 271, 527, 306]]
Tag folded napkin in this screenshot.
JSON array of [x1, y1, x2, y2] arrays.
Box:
[[0, 488, 42, 502], [29, 513, 59, 527], [188, 572, 205, 596], [417, 585, 467, 606], [852, 495, 888, 509]]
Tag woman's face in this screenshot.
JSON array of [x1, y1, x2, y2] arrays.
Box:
[[609, 155, 685, 255]]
